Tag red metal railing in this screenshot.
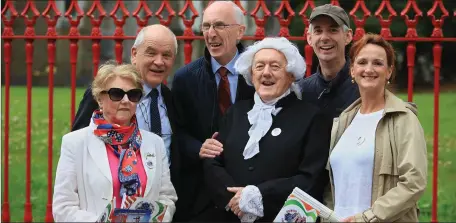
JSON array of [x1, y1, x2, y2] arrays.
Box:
[[2, 0, 455, 222]]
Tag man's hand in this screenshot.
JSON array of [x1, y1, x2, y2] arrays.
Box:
[[227, 187, 245, 217], [199, 132, 223, 159]]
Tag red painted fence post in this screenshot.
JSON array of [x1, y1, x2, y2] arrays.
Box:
[[1, 1, 17, 222], [42, 1, 61, 222], [428, 1, 448, 222], [21, 1, 40, 221]]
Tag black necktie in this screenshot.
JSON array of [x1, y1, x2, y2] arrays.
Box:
[[149, 89, 162, 136]]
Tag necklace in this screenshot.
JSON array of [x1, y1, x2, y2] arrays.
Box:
[[356, 136, 366, 146]]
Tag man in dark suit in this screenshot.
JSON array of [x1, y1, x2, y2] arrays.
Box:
[[71, 24, 182, 214], [172, 1, 255, 221]]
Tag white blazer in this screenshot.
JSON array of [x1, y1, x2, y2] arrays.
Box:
[[52, 122, 177, 222]]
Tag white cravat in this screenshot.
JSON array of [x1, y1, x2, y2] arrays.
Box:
[[243, 89, 290, 160]]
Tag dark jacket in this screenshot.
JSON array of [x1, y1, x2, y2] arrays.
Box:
[[203, 93, 332, 221], [72, 86, 99, 131], [172, 43, 255, 220], [298, 58, 360, 118], [70, 84, 182, 203]]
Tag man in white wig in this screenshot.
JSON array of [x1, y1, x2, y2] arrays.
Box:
[[201, 37, 332, 221]]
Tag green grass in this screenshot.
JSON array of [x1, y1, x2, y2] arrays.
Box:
[[1, 87, 456, 221]]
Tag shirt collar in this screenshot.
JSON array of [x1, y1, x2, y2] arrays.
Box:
[[316, 57, 351, 89], [141, 83, 162, 102], [211, 50, 239, 76]]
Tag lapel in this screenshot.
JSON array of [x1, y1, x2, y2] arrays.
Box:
[[139, 135, 157, 197], [160, 85, 175, 132], [236, 75, 255, 102], [87, 129, 112, 184]]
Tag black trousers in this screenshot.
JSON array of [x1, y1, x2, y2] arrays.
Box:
[[190, 206, 239, 222]]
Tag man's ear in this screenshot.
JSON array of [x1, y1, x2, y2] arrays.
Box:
[[237, 25, 246, 41], [131, 47, 137, 65], [345, 29, 353, 45], [307, 33, 312, 45]]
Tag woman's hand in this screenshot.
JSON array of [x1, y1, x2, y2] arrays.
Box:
[[342, 216, 355, 222]]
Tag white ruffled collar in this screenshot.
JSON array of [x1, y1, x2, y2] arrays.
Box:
[[243, 89, 291, 159]]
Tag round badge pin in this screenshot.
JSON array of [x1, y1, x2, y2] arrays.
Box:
[[146, 160, 154, 169], [271, 128, 281, 136]]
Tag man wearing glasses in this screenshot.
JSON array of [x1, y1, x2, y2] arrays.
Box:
[[172, 1, 254, 221]]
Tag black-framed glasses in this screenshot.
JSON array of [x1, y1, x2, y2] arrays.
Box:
[[101, 88, 143, 103], [201, 22, 240, 32]]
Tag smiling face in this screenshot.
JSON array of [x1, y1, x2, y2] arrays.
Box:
[[131, 27, 176, 88], [351, 43, 392, 94], [98, 76, 139, 126], [251, 49, 294, 102], [307, 16, 352, 63], [202, 1, 246, 65]]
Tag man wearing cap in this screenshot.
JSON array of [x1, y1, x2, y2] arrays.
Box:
[[299, 4, 359, 118]]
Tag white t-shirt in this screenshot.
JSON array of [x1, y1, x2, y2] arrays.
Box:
[[329, 109, 384, 219]]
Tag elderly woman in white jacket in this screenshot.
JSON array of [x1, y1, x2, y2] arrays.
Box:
[[52, 63, 177, 222]]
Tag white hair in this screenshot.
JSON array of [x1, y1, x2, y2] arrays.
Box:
[[229, 1, 245, 25], [307, 23, 350, 33], [234, 37, 306, 98], [132, 26, 178, 55], [203, 1, 245, 26]]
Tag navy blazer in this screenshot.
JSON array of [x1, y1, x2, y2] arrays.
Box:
[[203, 93, 332, 221]]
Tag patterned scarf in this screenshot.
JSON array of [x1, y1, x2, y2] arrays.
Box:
[[92, 110, 143, 206]]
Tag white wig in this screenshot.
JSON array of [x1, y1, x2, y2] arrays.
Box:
[[234, 37, 306, 86]]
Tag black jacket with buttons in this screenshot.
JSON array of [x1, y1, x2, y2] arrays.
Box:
[[203, 93, 332, 221], [298, 58, 360, 118]]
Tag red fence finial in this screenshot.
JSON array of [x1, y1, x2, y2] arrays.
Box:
[[251, 0, 271, 38], [42, 0, 61, 37], [349, 0, 371, 41], [375, 0, 397, 38], [87, 0, 106, 77], [400, 0, 423, 38], [330, 0, 340, 6], [427, 0, 449, 38], [179, 0, 199, 65], [274, 0, 295, 37], [156, 0, 176, 27], [132, 0, 153, 33]]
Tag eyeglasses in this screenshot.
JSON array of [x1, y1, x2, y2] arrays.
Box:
[[101, 88, 143, 103], [201, 22, 240, 32]]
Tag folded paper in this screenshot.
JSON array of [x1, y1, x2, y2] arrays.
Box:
[[97, 197, 167, 223], [274, 187, 342, 222]]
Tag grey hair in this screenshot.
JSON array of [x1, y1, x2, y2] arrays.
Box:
[[203, 1, 245, 26], [132, 26, 178, 55], [234, 37, 306, 98], [307, 23, 350, 34]]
